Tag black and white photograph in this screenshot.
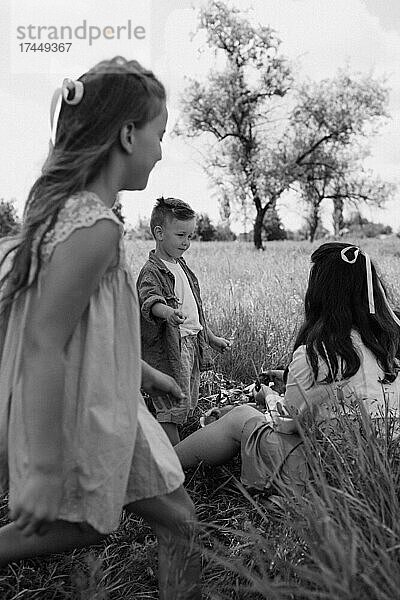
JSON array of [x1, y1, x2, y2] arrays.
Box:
[[0, 1, 400, 598]]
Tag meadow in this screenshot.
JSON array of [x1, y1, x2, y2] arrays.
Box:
[[0, 238, 399, 599]]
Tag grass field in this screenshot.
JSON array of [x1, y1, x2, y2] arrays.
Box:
[[0, 238, 400, 599]]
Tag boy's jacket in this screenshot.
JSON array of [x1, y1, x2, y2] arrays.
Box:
[[137, 250, 213, 397]]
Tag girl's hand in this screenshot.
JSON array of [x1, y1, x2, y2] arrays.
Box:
[[210, 336, 232, 354], [141, 361, 185, 404], [166, 308, 187, 326], [9, 470, 63, 537]]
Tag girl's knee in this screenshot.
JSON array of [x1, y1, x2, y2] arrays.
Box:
[[224, 404, 260, 422], [223, 404, 260, 439], [230, 404, 260, 420]]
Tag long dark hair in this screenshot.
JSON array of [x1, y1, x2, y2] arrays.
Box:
[[293, 242, 400, 384], [0, 56, 165, 313]]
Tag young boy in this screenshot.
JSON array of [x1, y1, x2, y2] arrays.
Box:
[[137, 197, 231, 445]]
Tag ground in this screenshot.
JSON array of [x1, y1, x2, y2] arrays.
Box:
[[1, 238, 400, 599]]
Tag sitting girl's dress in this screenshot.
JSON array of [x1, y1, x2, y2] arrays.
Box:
[[0, 191, 184, 533], [240, 332, 400, 496]]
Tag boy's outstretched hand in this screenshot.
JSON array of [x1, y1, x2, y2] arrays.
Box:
[[210, 335, 232, 354], [141, 360, 185, 403], [151, 302, 186, 327], [166, 308, 187, 327]]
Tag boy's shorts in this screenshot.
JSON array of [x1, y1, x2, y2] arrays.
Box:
[[152, 334, 200, 425]]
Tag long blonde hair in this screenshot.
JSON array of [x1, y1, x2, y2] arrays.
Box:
[[0, 56, 165, 312]]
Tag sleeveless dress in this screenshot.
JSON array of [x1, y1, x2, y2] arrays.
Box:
[[0, 191, 184, 533]]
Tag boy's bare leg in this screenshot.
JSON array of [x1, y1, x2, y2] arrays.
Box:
[[161, 422, 180, 445], [126, 485, 201, 600], [0, 520, 104, 567]]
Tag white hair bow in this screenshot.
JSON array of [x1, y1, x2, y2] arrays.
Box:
[[50, 79, 84, 145], [340, 246, 400, 327]]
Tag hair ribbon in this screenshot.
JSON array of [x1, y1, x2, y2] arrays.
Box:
[[62, 78, 84, 105], [50, 88, 62, 146], [50, 79, 84, 146], [341, 245, 400, 327]]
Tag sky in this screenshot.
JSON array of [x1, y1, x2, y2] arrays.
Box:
[[0, 0, 399, 233]]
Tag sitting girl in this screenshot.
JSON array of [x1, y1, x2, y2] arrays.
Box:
[[175, 242, 400, 497]]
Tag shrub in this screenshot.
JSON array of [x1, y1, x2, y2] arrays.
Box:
[[0, 199, 20, 237]]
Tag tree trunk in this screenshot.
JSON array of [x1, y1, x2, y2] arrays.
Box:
[[332, 196, 344, 236], [308, 207, 319, 243], [253, 209, 264, 249]]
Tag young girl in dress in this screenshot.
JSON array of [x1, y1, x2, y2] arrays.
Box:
[[176, 242, 400, 497], [0, 57, 200, 599]]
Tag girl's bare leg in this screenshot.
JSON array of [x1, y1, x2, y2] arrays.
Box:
[[175, 405, 260, 468], [0, 520, 104, 566], [126, 485, 201, 600]]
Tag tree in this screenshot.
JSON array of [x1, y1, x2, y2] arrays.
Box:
[[297, 146, 339, 241], [289, 71, 391, 240], [0, 199, 20, 237], [330, 170, 395, 235], [133, 217, 153, 240], [214, 223, 236, 241], [262, 206, 286, 241], [298, 156, 394, 241], [344, 211, 392, 238], [195, 213, 216, 241], [175, 0, 293, 249], [176, 2, 392, 248]]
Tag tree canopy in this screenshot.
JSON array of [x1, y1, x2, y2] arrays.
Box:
[[175, 0, 394, 245]]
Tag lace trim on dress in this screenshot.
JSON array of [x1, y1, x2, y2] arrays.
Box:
[[41, 192, 123, 263]]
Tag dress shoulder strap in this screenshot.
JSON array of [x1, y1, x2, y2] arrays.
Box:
[[41, 191, 123, 263]]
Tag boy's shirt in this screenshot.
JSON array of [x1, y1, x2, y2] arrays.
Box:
[[160, 258, 202, 337], [136, 251, 212, 395]]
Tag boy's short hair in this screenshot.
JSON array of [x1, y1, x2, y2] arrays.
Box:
[[150, 197, 196, 237]]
